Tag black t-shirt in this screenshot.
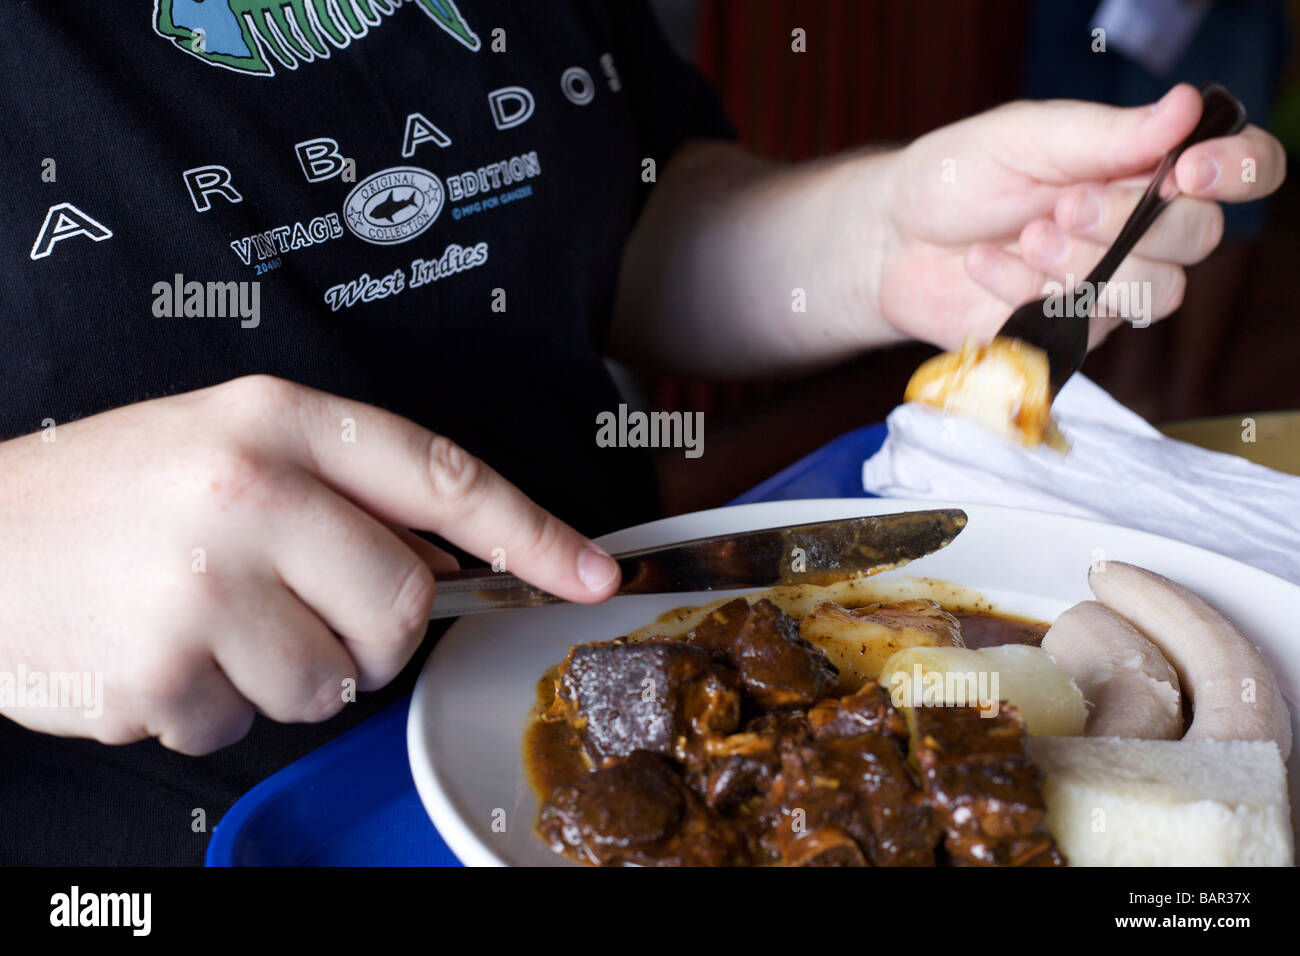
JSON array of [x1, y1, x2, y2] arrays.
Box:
[[0, 0, 733, 864]]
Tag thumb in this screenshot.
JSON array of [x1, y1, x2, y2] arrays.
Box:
[[1006, 83, 1202, 184]]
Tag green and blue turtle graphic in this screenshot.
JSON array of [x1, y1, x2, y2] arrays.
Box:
[[153, 0, 480, 76]]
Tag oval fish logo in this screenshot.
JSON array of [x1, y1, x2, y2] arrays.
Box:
[[343, 166, 445, 245]]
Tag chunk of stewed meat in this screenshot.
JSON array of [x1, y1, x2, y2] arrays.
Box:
[[743, 709, 812, 738], [538, 751, 744, 866], [696, 732, 781, 813], [688, 598, 838, 710], [555, 640, 740, 763], [684, 597, 752, 658], [693, 712, 812, 812], [808, 682, 909, 742], [761, 732, 941, 866], [779, 827, 868, 867], [907, 703, 1065, 867], [700, 752, 776, 814]]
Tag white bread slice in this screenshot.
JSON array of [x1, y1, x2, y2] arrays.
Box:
[[1025, 737, 1293, 866]]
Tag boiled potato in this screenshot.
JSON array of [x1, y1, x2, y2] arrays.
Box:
[[800, 599, 963, 694], [905, 337, 1066, 449], [880, 644, 1086, 736]]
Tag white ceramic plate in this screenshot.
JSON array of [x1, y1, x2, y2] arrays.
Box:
[[407, 498, 1300, 866]]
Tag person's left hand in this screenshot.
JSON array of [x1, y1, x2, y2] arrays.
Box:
[[876, 83, 1286, 350]]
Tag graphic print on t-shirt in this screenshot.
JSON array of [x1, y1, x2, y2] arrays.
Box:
[[342, 166, 445, 245], [153, 0, 480, 76]]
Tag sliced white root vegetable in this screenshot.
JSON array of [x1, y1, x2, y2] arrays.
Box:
[[1041, 601, 1182, 739], [879, 644, 1086, 736], [1089, 561, 1292, 760]]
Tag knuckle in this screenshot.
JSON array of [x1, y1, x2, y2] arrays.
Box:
[[425, 433, 485, 508], [991, 99, 1028, 121], [389, 561, 436, 640], [95, 718, 147, 747], [203, 702, 256, 751], [1198, 206, 1225, 259], [200, 444, 292, 512], [1161, 267, 1187, 315], [134, 651, 203, 716], [221, 373, 299, 414], [304, 673, 350, 723], [145, 567, 229, 638], [206, 443, 266, 492], [267, 652, 350, 724], [156, 721, 208, 755], [517, 508, 566, 563], [350, 639, 416, 694], [158, 702, 254, 755], [156, 724, 202, 755], [180, 561, 230, 607]]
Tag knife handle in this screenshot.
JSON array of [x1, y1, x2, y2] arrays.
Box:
[[428, 569, 565, 619]]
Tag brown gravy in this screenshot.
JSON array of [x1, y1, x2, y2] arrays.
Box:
[[524, 664, 589, 800], [953, 611, 1048, 649]]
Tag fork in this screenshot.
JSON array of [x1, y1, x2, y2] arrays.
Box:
[[997, 83, 1248, 395]]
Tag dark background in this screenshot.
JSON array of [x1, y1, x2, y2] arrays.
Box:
[[644, 0, 1300, 512]]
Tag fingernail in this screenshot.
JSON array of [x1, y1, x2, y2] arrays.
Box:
[[1037, 223, 1067, 263], [1193, 155, 1220, 191], [1072, 192, 1102, 231], [578, 545, 618, 592]]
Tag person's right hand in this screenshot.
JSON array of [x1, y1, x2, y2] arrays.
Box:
[[0, 375, 621, 754]]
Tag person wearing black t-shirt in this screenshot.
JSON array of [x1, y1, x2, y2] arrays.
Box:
[[0, 2, 1283, 864]]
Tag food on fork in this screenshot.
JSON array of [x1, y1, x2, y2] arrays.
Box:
[[1041, 600, 1183, 739], [904, 337, 1066, 448]]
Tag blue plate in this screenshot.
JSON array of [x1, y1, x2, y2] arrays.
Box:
[[205, 423, 887, 866]]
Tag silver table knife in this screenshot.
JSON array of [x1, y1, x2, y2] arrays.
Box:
[[428, 508, 967, 619]]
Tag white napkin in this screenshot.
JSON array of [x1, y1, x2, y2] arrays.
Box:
[[861, 374, 1300, 585]]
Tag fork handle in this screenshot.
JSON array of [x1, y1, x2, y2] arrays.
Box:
[[1082, 83, 1248, 295]]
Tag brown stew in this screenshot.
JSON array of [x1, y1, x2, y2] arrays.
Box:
[[525, 599, 1062, 867]]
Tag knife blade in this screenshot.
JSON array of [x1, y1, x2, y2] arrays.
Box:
[[427, 508, 967, 619]]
